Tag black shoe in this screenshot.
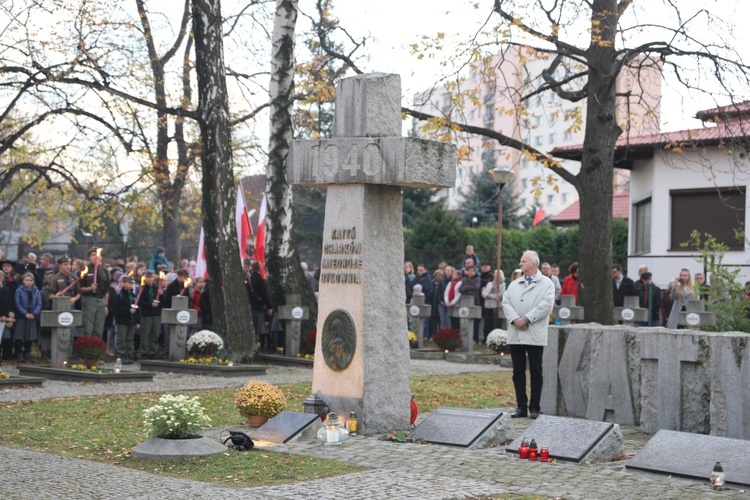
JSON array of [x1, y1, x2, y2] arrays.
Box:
[[25, 354, 34, 363], [510, 408, 528, 418], [16, 354, 25, 364], [529, 410, 540, 419]]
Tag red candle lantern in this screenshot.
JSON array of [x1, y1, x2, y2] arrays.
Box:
[[518, 436, 529, 459], [528, 439, 538, 461], [540, 445, 549, 462]]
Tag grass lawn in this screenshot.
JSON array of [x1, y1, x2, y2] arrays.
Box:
[[0, 371, 516, 488]]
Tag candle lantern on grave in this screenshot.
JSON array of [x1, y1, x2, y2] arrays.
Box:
[[316, 412, 348, 445], [304, 393, 330, 421]]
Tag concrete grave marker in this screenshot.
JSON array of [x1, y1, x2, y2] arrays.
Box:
[[410, 407, 513, 449], [679, 299, 716, 330], [406, 294, 431, 349], [289, 73, 456, 434], [627, 429, 750, 486], [506, 415, 624, 463], [250, 411, 322, 444], [161, 296, 197, 361], [615, 295, 647, 326], [277, 294, 310, 357], [450, 295, 481, 353], [40, 297, 83, 368], [552, 295, 584, 325]]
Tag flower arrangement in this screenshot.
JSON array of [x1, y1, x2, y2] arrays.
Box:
[[72, 336, 107, 361], [69, 364, 103, 372], [433, 327, 461, 351], [0, 370, 9, 379], [180, 356, 230, 365], [486, 329, 508, 354], [408, 330, 418, 348], [234, 381, 286, 419], [186, 330, 224, 356], [142, 394, 211, 439], [295, 353, 314, 360]]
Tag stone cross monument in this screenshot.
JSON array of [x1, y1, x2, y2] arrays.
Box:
[[160, 295, 197, 361], [450, 295, 482, 353], [553, 295, 585, 325], [615, 295, 647, 327], [40, 297, 83, 368], [289, 73, 456, 433], [406, 295, 431, 349]]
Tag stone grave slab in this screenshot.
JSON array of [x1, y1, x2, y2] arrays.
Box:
[[18, 365, 155, 383], [139, 360, 268, 377], [506, 415, 624, 463], [0, 375, 45, 388], [250, 411, 322, 444], [409, 407, 513, 449], [626, 429, 750, 486]]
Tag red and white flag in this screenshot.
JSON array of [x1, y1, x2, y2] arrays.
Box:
[[195, 227, 208, 278], [532, 208, 547, 227], [253, 194, 267, 278], [236, 185, 253, 261]]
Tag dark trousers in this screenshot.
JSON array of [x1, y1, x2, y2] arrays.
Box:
[[510, 344, 544, 412]]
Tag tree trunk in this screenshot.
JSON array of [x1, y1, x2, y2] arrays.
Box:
[[192, 0, 255, 361], [578, 0, 621, 324], [266, 0, 318, 334]]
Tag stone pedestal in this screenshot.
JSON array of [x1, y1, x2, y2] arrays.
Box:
[[450, 295, 481, 353], [277, 294, 310, 358], [406, 295, 431, 349], [552, 295, 584, 325], [615, 295, 647, 326], [289, 73, 456, 434], [40, 297, 82, 368], [161, 296, 197, 361]]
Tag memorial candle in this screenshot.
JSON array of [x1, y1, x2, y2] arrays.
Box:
[[519, 437, 529, 459], [59, 266, 87, 296], [134, 276, 145, 306], [157, 271, 165, 298], [181, 277, 192, 296]]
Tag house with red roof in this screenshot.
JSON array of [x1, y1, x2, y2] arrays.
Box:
[[551, 101, 750, 286]]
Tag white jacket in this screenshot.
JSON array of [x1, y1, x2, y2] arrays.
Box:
[[501, 274, 555, 346]]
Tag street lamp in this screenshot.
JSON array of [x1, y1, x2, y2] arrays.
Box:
[[490, 167, 513, 274]]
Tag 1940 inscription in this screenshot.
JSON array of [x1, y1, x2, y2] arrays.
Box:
[[312, 143, 384, 177], [320, 226, 362, 285]]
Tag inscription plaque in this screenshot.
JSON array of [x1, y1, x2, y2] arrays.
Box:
[[627, 429, 750, 486], [250, 411, 322, 444], [410, 407, 504, 447], [58, 312, 74, 327], [621, 308, 634, 321], [176, 310, 191, 324], [558, 308, 571, 319], [459, 307, 469, 318], [409, 305, 420, 316], [291, 306, 304, 319], [506, 415, 614, 462], [686, 313, 701, 326]]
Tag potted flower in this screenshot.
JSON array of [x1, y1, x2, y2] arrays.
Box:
[[234, 381, 286, 426], [408, 330, 418, 349], [142, 394, 212, 440], [186, 330, 224, 358], [433, 327, 461, 352], [72, 336, 107, 366], [486, 328, 508, 355]]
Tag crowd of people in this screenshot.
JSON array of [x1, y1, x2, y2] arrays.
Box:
[[403, 245, 731, 345]]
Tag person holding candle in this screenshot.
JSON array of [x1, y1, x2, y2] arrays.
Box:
[[47, 256, 81, 305], [79, 247, 110, 339], [137, 269, 162, 359], [163, 269, 191, 309], [502, 250, 555, 420], [13, 272, 42, 363], [114, 275, 140, 364]]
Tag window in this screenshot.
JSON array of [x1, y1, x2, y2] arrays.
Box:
[[634, 198, 652, 254], [469, 110, 475, 120], [535, 136, 543, 146], [535, 115, 543, 127], [521, 159, 528, 169], [563, 130, 573, 142], [547, 194, 554, 206], [549, 133, 557, 145], [670, 187, 746, 250], [522, 179, 528, 189], [562, 192, 569, 204]]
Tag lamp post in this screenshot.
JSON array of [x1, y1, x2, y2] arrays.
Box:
[[490, 167, 513, 274]]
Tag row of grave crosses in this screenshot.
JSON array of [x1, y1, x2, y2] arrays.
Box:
[[40, 294, 311, 368], [407, 293, 716, 352]]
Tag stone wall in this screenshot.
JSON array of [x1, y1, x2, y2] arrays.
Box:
[[541, 324, 750, 439]]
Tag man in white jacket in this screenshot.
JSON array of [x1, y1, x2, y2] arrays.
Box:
[[502, 250, 555, 419]]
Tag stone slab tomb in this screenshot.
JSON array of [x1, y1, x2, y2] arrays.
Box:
[[627, 429, 750, 486], [409, 407, 513, 449], [250, 411, 322, 444], [506, 415, 624, 463]]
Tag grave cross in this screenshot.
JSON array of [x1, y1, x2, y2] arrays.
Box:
[[406, 295, 432, 349], [552, 295, 585, 325], [450, 295, 482, 353], [277, 294, 310, 357], [678, 299, 716, 330], [289, 73, 456, 434], [40, 297, 83, 368], [614, 295, 647, 327], [160, 295, 197, 361]]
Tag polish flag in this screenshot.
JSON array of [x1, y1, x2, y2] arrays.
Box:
[[253, 194, 267, 278], [236, 185, 253, 261], [195, 227, 208, 278], [532, 208, 547, 227]]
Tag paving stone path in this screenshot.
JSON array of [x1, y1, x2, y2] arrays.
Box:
[[0, 359, 745, 498]]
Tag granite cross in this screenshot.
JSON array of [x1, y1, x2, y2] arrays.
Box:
[[160, 295, 197, 361], [678, 299, 716, 330], [615, 295, 647, 327], [552, 295, 585, 325], [450, 295, 482, 353], [277, 294, 310, 357], [40, 297, 83, 368], [406, 294, 432, 349], [289, 73, 456, 433]]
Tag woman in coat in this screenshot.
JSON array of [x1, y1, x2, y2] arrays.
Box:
[[560, 262, 580, 305], [666, 268, 695, 329], [14, 272, 41, 363]]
